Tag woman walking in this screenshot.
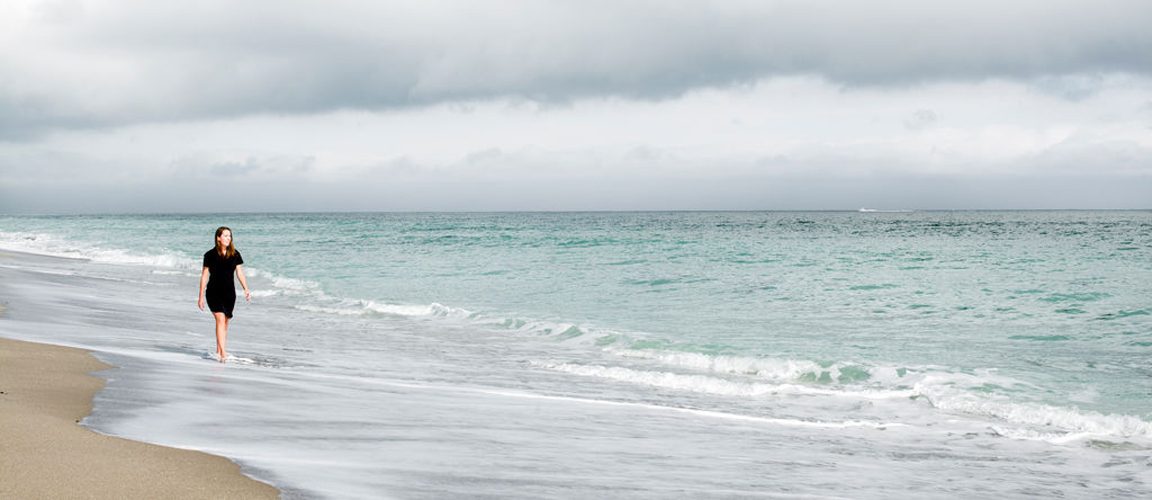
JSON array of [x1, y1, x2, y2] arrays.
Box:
[[197, 226, 251, 362]]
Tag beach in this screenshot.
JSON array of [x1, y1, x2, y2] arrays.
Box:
[[0, 337, 279, 499]]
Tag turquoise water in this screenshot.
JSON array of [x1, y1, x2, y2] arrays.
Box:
[[4, 211, 1150, 413], [2, 211, 1151, 497]]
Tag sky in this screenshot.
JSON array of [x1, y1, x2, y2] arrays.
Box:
[[1, 0, 1151, 213]]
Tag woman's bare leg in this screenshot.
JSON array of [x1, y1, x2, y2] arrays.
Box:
[[214, 312, 229, 361]]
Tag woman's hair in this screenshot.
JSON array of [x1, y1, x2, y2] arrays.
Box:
[[214, 226, 237, 259]]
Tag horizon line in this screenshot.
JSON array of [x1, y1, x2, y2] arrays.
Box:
[[3, 208, 1150, 217]]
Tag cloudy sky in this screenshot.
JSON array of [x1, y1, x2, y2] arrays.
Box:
[[2, 0, 1150, 213]]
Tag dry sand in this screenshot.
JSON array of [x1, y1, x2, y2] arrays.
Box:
[[0, 337, 280, 499]]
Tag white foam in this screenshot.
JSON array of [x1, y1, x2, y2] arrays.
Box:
[[0, 231, 193, 269], [987, 427, 1099, 444], [203, 352, 231, 363], [488, 318, 586, 338], [427, 302, 475, 319], [611, 349, 826, 381], [464, 383, 906, 430], [544, 360, 1152, 442], [607, 349, 935, 393], [295, 300, 457, 318], [541, 362, 917, 400], [295, 304, 368, 316], [151, 269, 195, 276], [918, 383, 1152, 441], [245, 268, 322, 296], [291, 298, 597, 344]]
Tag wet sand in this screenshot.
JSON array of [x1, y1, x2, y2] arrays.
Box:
[[0, 337, 280, 499]]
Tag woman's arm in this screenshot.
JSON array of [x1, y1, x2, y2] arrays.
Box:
[[236, 265, 251, 302], [197, 267, 209, 310]]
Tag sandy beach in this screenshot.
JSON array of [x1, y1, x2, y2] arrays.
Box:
[[0, 337, 279, 499]]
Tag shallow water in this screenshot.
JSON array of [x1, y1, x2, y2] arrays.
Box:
[[1, 211, 1150, 498]]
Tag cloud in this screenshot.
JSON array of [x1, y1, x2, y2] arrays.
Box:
[[903, 109, 938, 131], [2, 0, 1151, 138], [2, 62, 1150, 212], [168, 151, 316, 179]]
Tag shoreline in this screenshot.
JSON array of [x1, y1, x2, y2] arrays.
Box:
[[0, 337, 280, 499]]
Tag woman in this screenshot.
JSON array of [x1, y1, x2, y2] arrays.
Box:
[[197, 226, 251, 362]]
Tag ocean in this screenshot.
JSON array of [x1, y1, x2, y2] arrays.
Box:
[[1, 211, 1150, 498]]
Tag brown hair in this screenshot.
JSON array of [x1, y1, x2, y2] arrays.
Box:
[[214, 226, 237, 259]]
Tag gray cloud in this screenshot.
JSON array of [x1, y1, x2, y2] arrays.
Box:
[[903, 109, 938, 131], [3, 0, 1151, 138], [168, 152, 317, 179], [4, 118, 1151, 213]]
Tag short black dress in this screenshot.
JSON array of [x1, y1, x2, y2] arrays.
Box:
[[203, 249, 244, 319]]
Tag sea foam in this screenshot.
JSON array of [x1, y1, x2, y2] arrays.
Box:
[[0, 231, 191, 269]]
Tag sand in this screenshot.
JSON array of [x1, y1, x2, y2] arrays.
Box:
[[0, 337, 280, 499]]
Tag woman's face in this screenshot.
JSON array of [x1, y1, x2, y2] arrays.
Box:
[[217, 230, 232, 247]]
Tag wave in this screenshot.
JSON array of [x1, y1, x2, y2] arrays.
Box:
[[915, 378, 1152, 442], [243, 268, 323, 296], [288, 294, 1152, 445], [295, 300, 476, 319], [607, 349, 895, 385], [0, 230, 338, 300], [540, 356, 1152, 443], [291, 298, 623, 345], [539, 362, 916, 400], [0, 231, 192, 269]]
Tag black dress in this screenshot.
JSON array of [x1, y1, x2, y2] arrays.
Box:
[[203, 249, 244, 318]]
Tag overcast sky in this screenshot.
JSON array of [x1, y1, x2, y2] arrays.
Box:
[[2, 0, 1150, 213]]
